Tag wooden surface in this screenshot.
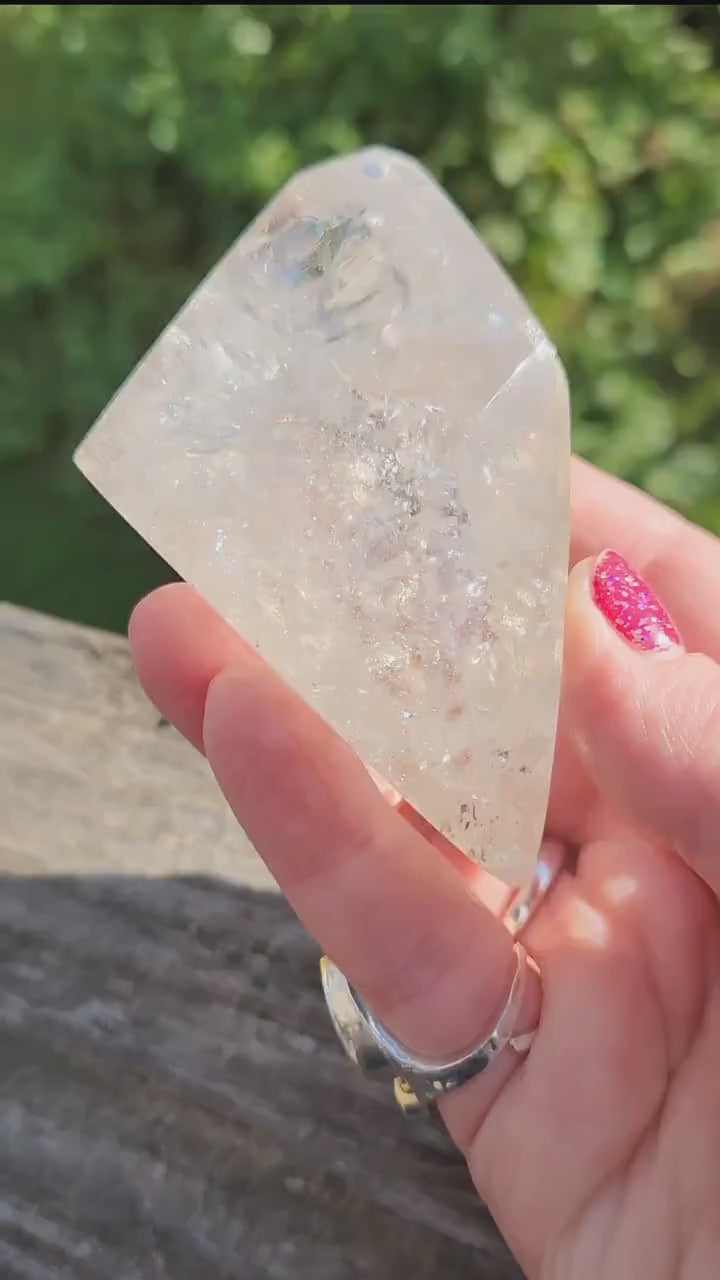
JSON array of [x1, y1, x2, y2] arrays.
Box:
[[0, 602, 521, 1279]]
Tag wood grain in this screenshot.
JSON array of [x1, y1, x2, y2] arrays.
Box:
[[0, 603, 521, 1279]]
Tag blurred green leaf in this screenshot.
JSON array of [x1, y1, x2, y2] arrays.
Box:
[[0, 3, 718, 631]]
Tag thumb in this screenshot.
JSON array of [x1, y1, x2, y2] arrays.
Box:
[[563, 549, 720, 897]]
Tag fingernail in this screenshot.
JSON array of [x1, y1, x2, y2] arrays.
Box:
[[591, 549, 682, 653]]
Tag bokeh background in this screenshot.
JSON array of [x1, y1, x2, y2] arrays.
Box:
[[2, 4, 719, 633]]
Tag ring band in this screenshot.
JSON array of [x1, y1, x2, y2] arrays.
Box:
[[320, 941, 533, 1108], [321, 846, 562, 1113], [503, 842, 565, 936]]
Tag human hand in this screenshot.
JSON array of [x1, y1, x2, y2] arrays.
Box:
[[129, 458, 720, 1279]]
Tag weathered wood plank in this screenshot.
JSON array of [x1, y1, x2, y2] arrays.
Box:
[[0, 603, 521, 1279]]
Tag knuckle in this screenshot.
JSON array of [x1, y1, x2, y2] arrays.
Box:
[[652, 654, 720, 866]]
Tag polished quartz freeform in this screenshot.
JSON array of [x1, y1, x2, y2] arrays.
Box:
[[74, 147, 570, 888]]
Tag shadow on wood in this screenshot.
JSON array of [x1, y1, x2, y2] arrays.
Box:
[[0, 873, 521, 1279], [0, 604, 521, 1277]]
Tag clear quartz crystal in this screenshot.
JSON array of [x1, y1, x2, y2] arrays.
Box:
[[75, 147, 570, 888]]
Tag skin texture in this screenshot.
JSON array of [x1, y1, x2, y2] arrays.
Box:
[[129, 458, 720, 1279]]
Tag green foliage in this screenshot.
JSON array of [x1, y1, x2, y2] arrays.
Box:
[[1, 4, 719, 630]]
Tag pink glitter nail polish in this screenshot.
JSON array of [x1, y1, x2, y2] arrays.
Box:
[[591, 550, 682, 653]]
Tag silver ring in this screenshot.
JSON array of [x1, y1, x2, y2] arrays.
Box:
[[503, 842, 565, 937], [320, 941, 533, 1108]]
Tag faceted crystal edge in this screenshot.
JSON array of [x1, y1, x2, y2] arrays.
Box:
[[75, 146, 565, 480]]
